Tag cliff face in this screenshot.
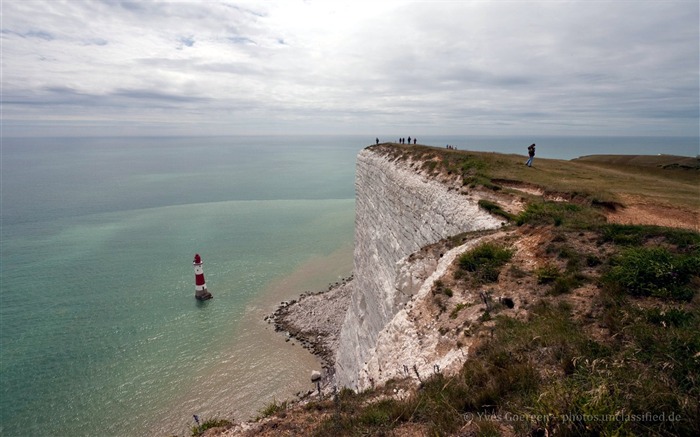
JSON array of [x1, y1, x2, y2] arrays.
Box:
[[335, 146, 502, 389]]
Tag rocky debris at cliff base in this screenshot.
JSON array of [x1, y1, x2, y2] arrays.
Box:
[[268, 275, 354, 372]]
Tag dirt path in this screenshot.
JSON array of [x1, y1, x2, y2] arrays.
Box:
[[605, 194, 699, 231]]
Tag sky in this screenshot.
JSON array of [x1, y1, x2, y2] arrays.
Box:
[[1, 0, 699, 137]]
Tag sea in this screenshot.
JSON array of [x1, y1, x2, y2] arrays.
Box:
[[1, 134, 697, 437]]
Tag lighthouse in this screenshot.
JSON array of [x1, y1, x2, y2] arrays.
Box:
[[193, 254, 213, 301]]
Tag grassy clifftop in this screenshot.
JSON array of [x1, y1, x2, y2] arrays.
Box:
[[574, 153, 699, 170], [375, 143, 699, 219]]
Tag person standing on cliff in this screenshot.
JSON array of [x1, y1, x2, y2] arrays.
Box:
[[526, 143, 536, 167]]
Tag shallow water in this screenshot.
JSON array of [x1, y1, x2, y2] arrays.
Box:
[[0, 136, 359, 436]]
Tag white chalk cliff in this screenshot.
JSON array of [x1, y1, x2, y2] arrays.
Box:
[[335, 146, 503, 389]]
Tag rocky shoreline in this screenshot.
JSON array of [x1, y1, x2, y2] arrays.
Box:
[[266, 275, 354, 376]]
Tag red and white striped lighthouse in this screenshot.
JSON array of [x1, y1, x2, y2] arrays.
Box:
[[193, 253, 213, 301]]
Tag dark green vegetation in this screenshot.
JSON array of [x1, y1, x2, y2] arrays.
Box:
[[456, 242, 513, 284], [604, 246, 699, 301], [478, 199, 515, 221], [291, 221, 699, 436], [190, 418, 233, 436], [515, 200, 605, 228], [258, 399, 289, 419]]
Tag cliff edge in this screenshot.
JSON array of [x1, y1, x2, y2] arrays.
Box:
[[335, 146, 503, 389]]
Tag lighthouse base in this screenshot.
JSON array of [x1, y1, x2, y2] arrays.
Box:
[[195, 289, 213, 301]]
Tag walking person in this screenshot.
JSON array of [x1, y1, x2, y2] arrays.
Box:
[[526, 143, 536, 167]]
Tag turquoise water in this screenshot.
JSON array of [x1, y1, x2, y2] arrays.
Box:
[[0, 136, 360, 436]]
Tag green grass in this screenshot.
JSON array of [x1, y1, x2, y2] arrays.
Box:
[[374, 143, 700, 216], [535, 263, 561, 284], [516, 200, 605, 229], [432, 280, 453, 297], [478, 199, 515, 221], [603, 246, 699, 301], [308, 221, 699, 436], [600, 224, 700, 248], [535, 254, 587, 295], [313, 291, 698, 436], [456, 243, 514, 283], [190, 418, 233, 436], [257, 399, 288, 419], [450, 302, 468, 319]]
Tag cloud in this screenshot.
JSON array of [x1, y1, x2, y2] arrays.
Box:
[[1, 0, 698, 137]]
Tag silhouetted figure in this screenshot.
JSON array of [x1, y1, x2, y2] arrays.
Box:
[[413, 138, 416, 145], [376, 138, 379, 145], [407, 136, 411, 144], [526, 143, 536, 167]]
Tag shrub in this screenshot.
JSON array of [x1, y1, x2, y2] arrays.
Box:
[[433, 280, 453, 297], [603, 247, 699, 301], [516, 201, 604, 229], [601, 224, 700, 249], [586, 254, 602, 267], [457, 243, 513, 283], [258, 399, 287, 418], [551, 275, 579, 295], [450, 303, 467, 319], [478, 199, 515, 221], [191, 418, 233, 436], [358, 399, 398, 426], [535, 263, 561, 284], [422, 160, 438, 173], [463, 174, 495, 189], [645, 307, 694, 327]]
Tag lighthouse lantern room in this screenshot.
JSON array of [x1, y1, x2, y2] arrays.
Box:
[[193, 253, 213, 301]]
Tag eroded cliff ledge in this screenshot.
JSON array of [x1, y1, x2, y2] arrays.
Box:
[[334, 145, 503, 389]]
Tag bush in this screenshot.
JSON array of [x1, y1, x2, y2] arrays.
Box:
[[535, 263, 561, 284], [450, 303, 467, 319], [586, 254, 602, 267], [258, 399, 287, 418], [645, 307, 694, 327], [603, 247, 699, 301], [601, 224, 700, 249], [516, 201, 604, 229], [551, 275, 580, 295], [433, 280, 453, 297], [478, 199, 515, 221], [191, 418, 233, 436], [457, 243, 513, 283]]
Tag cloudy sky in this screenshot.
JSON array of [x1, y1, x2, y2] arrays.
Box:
[[2, 0, 698, 137]]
